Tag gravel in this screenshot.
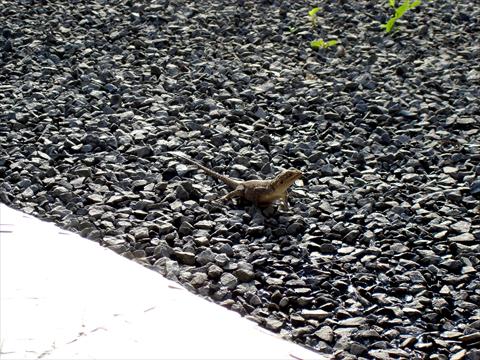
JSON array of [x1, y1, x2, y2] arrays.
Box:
[[1, 0, 479, 358]]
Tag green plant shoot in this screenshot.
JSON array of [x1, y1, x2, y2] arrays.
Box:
[[308, 7, 320, 27], [310, 39, 338, 50], [381, 0, 421, 33], [288, 26, 299, 34]]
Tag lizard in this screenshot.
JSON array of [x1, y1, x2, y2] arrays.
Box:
[[173, 153, 302, 208]]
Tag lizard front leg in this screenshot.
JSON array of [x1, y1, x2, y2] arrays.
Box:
[[280, 192, 289, 209]]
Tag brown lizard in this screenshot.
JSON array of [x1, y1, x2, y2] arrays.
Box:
[[173, 153, 302, 208]]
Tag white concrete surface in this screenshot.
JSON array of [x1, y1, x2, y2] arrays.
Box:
[[0, 204, 328, 360]]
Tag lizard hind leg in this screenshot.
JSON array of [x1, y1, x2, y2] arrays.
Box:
[[218, 186, 244, 203]]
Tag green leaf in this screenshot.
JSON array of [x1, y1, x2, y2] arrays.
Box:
[[395, 1, 411, 18], [382, 17, 397, 33], [310, 39, 338, 49], [308, 7, 320, 17], [310, 39, 324, 49], [410, 0, 421, 8], [383, 0, 421, 34], [389, 0, 396, 8]]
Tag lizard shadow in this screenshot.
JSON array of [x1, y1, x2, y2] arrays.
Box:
[[206, 198, 308, 248]]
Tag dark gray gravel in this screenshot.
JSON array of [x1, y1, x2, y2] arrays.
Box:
[[1, 0, 479, 358]]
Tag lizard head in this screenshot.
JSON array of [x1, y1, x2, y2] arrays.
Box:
[[272, 168, 302, 191]]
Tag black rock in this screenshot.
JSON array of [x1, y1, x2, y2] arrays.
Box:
[[196, 249, 215, 266], [470, 180, 480, 197], [175, 251, 196, 266], [207, 264, 223, 279], [220, 273, 238, 290]]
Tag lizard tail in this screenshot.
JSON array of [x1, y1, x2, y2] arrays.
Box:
[[171, 152, 240, 189]]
